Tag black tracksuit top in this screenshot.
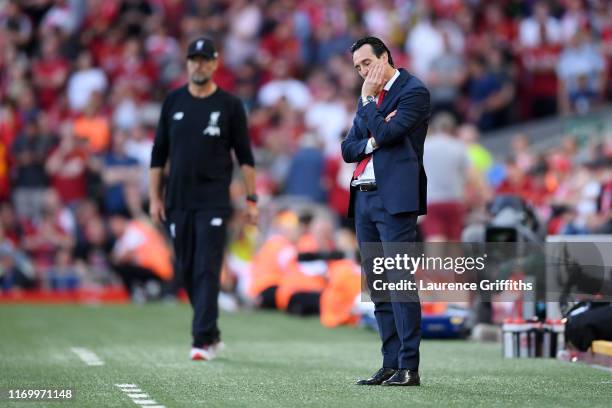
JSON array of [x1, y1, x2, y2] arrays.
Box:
[[151, 85, 255, 213]]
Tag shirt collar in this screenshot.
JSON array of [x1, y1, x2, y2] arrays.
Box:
[[383, 69, 400, 91]]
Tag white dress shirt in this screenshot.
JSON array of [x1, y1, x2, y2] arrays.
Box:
[[354, 68, 400, 185]]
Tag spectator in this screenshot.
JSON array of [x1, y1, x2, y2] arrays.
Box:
[[560, 0, 589, 43], [41, 189, 76, 236], [22, 190, 75, 280], [311, 20, 354, 66], [465, 55, 513, 130], [11, 117, 54, 219], [123, 124, 153, 202], [14, 85, 40, 126], [304, 73, 349, 157], [257, 58, 311, 110], [232, 60, 260, 112], [45, 122, 94, 205], [0, 104, 15, 201], [283, 132, 327, 203], [0, 223, 35, 291], [223, 0, 262, 69], [117, 0, 153, 38], [496, 157, 537, 202], [73, 90, 111, 153], [72, 199, 114, 287], [144, 16, 182, 86], [47, 247, 79, 291], [511, 133, 536, 172], [40, 0, 80, 36], [0, 0, 33, 49], [0, 202, 23, 246], [557, 29, 607, 115], [479, 3, 516, 50], [113, 37, 157, 101], [519, 1, 562, 49], [31, 33, 70, 110], [0, 102, 19, 150], [89, 26, 124, 79], [260, 19, 302, 70], [66, 50, 108, 113], [426, 30, 467, 118], [101, 130, 140, 215], [111, 83, 139, 131], [362, 0, 396, 42], [405, 14, 444, 79], [573, 160, 609, 232], [519, 19, 562, 118]]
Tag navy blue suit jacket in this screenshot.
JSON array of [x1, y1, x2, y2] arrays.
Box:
[[341, 68, 430, 217]]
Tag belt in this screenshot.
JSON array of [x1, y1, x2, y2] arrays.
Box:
[[354, 182, 377, 192]]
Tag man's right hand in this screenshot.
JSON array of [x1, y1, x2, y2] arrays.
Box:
[[362, 62, 385, 98], [149, 197, 166, 225]]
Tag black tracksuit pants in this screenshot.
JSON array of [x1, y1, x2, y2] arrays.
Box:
[[169, 210, 227, 347]]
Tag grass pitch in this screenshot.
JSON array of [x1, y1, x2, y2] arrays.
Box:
[[0, 304, 610, 407]]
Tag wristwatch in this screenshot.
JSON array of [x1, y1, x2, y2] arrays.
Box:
[[362, 95, 376, 106], [246, 194, 258, 204]]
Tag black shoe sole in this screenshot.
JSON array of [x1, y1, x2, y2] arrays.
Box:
[[356, 381, 382, 385], [381, 381, 420, 386]]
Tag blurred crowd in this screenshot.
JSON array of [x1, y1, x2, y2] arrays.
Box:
[[0, 0, 610, 320]]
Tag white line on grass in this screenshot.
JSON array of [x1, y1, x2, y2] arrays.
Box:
[[115, 384, 165, 408], [70, 347, 105, 366]]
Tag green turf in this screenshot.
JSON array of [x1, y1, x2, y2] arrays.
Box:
[[0, 305, 610, 407]]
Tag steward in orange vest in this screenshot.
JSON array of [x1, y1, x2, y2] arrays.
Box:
[[320, 258, 362, 327], [275, 229, 329, 316], [248, 211, 300, 309], [110, 216, 173, 300]]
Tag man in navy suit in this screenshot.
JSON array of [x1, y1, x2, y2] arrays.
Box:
[[341, 37, 430, 386]]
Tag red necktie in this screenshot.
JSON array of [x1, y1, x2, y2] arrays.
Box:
[[353, 90, 386, 179]]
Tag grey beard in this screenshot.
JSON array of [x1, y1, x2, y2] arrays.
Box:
[[191, 76, 209, 86]]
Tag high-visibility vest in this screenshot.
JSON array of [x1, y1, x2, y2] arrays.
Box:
[[297, 233, 318, 252], [320, 259, 361, 327], [248, 234, 295, 298], [123, 220, 173, 281], [275, 258, 327, 311]]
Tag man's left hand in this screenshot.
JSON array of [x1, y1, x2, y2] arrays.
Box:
[[362, 62, 385, 98]]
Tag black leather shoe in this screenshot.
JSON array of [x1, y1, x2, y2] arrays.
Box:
[[381, 369, 420, 386], [356, 368, 397, 385]]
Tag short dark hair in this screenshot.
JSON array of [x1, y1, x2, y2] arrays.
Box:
[[350, 36, 394, 67]]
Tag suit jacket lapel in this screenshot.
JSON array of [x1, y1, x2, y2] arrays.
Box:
[[378, 68, 410, 113]]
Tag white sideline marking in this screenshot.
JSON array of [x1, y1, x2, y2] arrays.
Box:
[[70, 347, 105, 366], [115, 384, 165, 408]]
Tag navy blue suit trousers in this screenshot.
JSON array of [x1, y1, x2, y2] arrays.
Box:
[[355, 189, 421, 370]]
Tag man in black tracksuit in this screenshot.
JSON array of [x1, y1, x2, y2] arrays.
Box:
[[149, 37, 257, 361]]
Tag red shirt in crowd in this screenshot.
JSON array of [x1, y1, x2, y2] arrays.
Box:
[[31, 57, 70, 110], [496, 175, 536, 201], [520, 44, 561, 98], [47, 146, 89, 204]]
